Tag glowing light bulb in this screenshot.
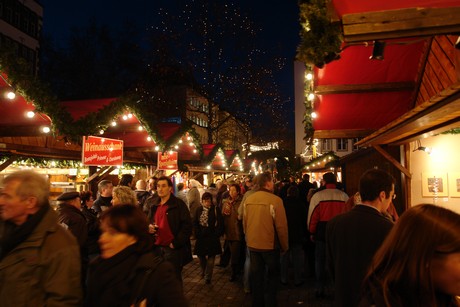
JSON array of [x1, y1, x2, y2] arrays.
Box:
[[26, 111, 35, 118], [6, 91, 15, 99]]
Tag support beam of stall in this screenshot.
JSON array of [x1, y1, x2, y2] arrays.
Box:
[[86, 166, 116, 183], [373, 145, 412, 179], [0, 156, 16, 172], [342, 7, 460, 43]]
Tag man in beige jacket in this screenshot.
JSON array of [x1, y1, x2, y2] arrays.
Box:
[[243, 171, 288, 307]]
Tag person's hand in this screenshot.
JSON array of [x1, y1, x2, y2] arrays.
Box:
[[148, 224, 159, 234], [130, 299, 147, 307], [169, 242, 174, 249]]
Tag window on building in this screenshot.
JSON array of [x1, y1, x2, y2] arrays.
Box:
[[321, 139, 332, 152], [337, 138, 348, 151], [352, 138, 362, 151]]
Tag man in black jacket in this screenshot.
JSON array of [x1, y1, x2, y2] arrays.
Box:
[[148, 176, 192, 283], [92, 180, 113, 215], [57, 191, 89, 287], [326, 169, 395, 307]]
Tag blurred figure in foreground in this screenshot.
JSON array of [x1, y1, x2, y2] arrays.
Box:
[[360, 204, 460, 307], [86, 204, 188, 306], [0, 170, 82, 306]]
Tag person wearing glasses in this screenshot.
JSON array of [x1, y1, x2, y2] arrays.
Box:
[[326, 169, 395, 307]]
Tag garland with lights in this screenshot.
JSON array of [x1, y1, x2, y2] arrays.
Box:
[[441, 128, 460, 135], [0, 49, 186, 151], [0, 154, 151, 170], [296, 0, 343, 68], [302, 151, 339, 170], [303, 64, 315, 145]]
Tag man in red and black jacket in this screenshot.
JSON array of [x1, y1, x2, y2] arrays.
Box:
[[148, 176, 192, 284], [307, 172, 349, 298]]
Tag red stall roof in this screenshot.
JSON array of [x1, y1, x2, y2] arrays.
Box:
[[311, 0, 460, 140]]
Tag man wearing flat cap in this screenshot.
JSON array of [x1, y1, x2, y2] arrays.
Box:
[[57, 191, 88, 287]]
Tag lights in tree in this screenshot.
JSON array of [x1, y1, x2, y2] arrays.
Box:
[[42, 126, 51, 133], [6, 91, 15, 100], [26, 111, 35, 118]]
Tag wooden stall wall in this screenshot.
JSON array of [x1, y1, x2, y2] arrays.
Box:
[[340, 146, 405, 215], [416, 35, 459, 106]]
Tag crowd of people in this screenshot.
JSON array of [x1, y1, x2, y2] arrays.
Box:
[[1, 169, 460, 307]]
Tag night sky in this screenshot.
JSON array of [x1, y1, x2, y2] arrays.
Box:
[[40, 0, 300, 128]]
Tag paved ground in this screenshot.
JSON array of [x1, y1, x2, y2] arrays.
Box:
[[183, 253, 334, 307]]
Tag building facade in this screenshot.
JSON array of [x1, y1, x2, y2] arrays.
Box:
[[0, 0, 42, 74]]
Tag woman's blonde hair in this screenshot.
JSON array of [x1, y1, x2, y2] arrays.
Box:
[[112, 185, 137, 206]]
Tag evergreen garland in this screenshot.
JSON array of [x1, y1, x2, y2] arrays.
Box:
[[296, 0, 343, 68], [0, 49, 178, 151]]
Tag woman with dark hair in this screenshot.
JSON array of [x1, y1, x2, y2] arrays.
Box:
[[221, 183, 244, 281], [85, 205, 187, 306], [360, 204, 460, 307], [80, 191, 100, 259], [193, 192, 224, 284]]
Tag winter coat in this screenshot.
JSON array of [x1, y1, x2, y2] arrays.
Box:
[[243, 188, 289, 253], [327, 205, 393, 307], [86, 243, 188, 307], [148, 195, 193, 264], [58, 203, 88, 248], [92, 195, 112, 214], [283, 196, 308, 246], [193, 205, 224, 256], [0, 207, 82, 306], [222, 195, 243, 241], [81, 206, 100, 255], [187, 187, 201, 219], [135, 190, 151, 211]]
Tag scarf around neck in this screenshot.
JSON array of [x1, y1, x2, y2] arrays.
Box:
[[1, 204, 49, 260]]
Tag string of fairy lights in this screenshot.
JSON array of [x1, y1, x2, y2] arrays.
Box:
[[150, 1, 288, 135]]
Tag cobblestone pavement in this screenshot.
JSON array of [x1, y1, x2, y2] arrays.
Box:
[[183, 254, 334, 307]]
